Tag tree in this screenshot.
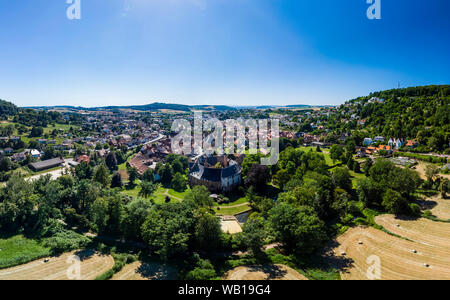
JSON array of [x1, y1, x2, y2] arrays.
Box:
[[0, 124, 14, 137], [122, 198, 153, 241], [72, 161, 93, 180], [184, 185, 213, 209], [171, 172, 187, 192], [138, 181, 157, 198], [90, 197, 109, 233], [330, 145, 344, 163], [142, 169, 155, 182], [425, 164, 439, 184], [158, 164, 174, 187], [185, 258, 217, 280], [0, 157, 12, 172], [267, 203, 327, 255], [362, 158, 373, 176], [0, 175, 36, 231], [93, 164, 109, 187], [440, 178, 449, 198], [332, 167, 352, 193], [141, 202, 195, 260], [382, 189, 408, 215], [357, 178, 384, 207], [42, 145, 56, 160], [171, 159, 184, 174], [273, 169, 290, 190], [30, 126, 43, 137], [245, 164, 270, 193], [105, 151, 118, 171], [127, 166, 139, 185], [195, 211, 222, 250], [111, 172, 123, 188], [237, 218, 266, 255]]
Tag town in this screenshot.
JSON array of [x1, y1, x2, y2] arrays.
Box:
[[0, 85, 449, 280]]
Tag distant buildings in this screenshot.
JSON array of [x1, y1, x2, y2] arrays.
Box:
[[388, 138, 403, 149], [363, 138, 373, 146], [128, 138, 172, 175]]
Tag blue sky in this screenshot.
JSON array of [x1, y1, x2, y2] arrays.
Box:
[[0, 0, 449, 107]]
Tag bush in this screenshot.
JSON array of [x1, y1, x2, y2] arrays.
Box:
[[185, 259, 217, 280], [42, 229, 91, 254], [423, 210, 433, 218], [409, 203, 421, 216]]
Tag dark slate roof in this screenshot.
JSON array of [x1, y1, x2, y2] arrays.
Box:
[[190, 162, 200, 173], [190, 156, 241, 182], [29, 157, 64, 170], [200, 167, 222, 182], [222, 164, 239, 178], [205, 156, 218, 166]]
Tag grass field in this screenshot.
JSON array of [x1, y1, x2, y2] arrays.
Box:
[[0, 235, 51, 269], [122, 184, 188, 204], [215, 204, 252, 216]]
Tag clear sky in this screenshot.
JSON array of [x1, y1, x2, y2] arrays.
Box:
[[0, 0, 449, 107]]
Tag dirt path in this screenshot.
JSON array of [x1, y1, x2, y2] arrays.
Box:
[[164, 189, 182, 201], [0, 250, 114, 280], [218, 202, 251, 209], [330, 226, 450, 280], [224, 264, 308, 280], [111, 261, 177, 280]]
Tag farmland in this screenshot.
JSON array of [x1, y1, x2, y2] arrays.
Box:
[[224, 264, 308, 280], [331, 226, 450, 280], [111, 261, 177, 280], [0, 250, 114, 280]]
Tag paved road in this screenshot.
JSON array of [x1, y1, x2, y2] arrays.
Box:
[[144, 134, 165, 145]]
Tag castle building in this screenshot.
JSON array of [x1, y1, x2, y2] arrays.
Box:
[[188, 155, 241, 193]]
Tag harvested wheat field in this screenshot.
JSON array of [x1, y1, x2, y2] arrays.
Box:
[[428, 195, 450, 220], [375, 214, 450, 249], [111, 261, 177, 280], [224, 264, 308, 280], [0, 250, 114, 280], [332, 226, 450, 280]]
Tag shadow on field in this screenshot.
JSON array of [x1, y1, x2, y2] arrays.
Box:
[[137, 262, 177, 280], [246, 265, 288, 280], [415, 199, 438, 211], [321, 240, 354, 275], [74, 249, 96, 261]]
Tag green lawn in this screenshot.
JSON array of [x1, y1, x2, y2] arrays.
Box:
[[213, 196, 249, 207], [43, 123, 80, 135], [215, 204, 252, 216], [122, 184, 187, 204], [0, 235, 51, 269], [298, 146, 333, 165]]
